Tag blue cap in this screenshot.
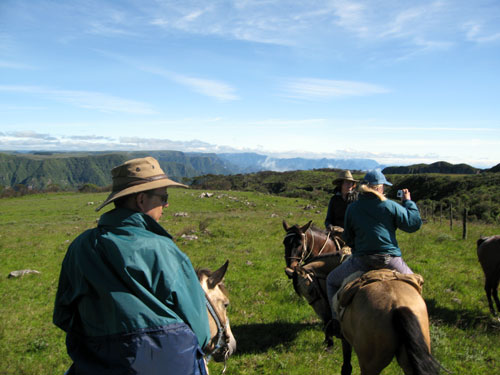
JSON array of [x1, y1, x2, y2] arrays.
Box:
[[363, 170, 392, 186]]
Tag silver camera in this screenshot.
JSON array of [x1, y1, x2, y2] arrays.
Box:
[[397, 190, 403, 198]]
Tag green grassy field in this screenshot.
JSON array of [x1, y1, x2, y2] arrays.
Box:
[[1, 190, 499, 374]]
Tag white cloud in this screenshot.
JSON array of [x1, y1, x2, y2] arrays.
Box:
[[137, 66, 239, 101], [170, 74, 239, 101], [0, 129, 497, 168], [282, 78, 389, 100], [0, 60, 35, 69], [0, 85, 156, 114], [464, 21, 500, 43]]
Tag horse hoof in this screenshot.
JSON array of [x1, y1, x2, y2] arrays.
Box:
[[323, 339, 334, 352]]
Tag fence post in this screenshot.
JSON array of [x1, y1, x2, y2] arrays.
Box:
[[440, 203, 443, 225], [462, 208, 468, 240], [449, 204, 453, 231]]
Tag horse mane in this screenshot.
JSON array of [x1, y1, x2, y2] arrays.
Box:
[[286, 223, 326, 235], [308, 225, 330, 239], [311, 225, 328, 234]]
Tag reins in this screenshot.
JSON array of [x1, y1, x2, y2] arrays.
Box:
[[205, 292, 230, 374], [285, 229, 333, 266]]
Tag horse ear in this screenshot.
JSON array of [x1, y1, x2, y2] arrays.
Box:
[[301, 220, 312, 232], [208, 260, 229, 289], [283, 220, 290, 231]]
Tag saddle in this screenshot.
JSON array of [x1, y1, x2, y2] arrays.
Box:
[[327, 226, 352, 257], [334, 269, 424, 321]]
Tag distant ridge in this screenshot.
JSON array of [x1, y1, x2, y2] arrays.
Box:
[[1, 151, 494, 191], [0, 151, 231, 190], [382, 161, 480, 175], [0, 151, 383, 190], [218, 152, 381, 173], [487, 163, 500, 173]]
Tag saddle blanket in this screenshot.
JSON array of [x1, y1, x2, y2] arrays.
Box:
[[333, 269, 424, 321]]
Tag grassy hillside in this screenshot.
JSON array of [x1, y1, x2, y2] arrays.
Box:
[[0, 190, 499, 374], [0, 151, 231, 190], [189, 169, 500, 223], [382, 161, 481, 174]]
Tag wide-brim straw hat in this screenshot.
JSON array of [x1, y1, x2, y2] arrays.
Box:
[[95, 156, 188, 211], [333, 170, 359, 185]]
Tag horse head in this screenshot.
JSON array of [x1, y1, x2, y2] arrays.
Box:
[[283, 220, 312, 275], [198, 260, 237, 365]]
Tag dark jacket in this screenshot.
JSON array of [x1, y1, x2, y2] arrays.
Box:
[[343, 193, 422, 257], [53, 208, 210, 374], [325, 188, 356, 228]]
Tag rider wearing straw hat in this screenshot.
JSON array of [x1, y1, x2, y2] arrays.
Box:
[[324, 170, 359, 230], [54, 157, 211, 375]]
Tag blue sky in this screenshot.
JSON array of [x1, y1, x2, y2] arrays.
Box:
[[1, 0, 499, 168]]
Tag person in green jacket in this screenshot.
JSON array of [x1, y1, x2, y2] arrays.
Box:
[[325, 169, 422, 337], [53, 157, 211, 375]]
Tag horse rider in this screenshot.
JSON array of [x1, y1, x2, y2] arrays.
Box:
[[325, 169, 422, 337], [53, 157, 211, 375], [324, 170, 358, 231]]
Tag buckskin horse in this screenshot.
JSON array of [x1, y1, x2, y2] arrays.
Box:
[[283, 220, 345, 272], [334, 269, 439, 375], [198, 261, 237, 373], [477, 235, 500, 316], [293, 266, 440, 374]]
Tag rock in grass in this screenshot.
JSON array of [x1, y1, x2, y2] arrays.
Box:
[[7, 269, 41, 278]]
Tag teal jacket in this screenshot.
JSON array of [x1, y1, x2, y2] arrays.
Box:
[[343, 193, 422, 257], [53, 208, 211, 374]]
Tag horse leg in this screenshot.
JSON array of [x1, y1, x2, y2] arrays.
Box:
[[485, 280, 496, 315], [340, 338, 352, 375], [323, 333, 333, 351], [490, 275, 500, 315]]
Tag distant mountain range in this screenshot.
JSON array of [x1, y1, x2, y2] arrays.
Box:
[[217, 152, 382, 173], [0, 150, 497, 190]]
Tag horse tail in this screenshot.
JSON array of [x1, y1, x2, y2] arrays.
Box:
[[392, 307, 441, 375]]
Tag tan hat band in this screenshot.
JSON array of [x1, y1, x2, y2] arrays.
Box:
[[112, 174, 168, 192]]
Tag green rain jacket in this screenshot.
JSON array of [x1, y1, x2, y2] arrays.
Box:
[[53, 208, 210, 374], [343, 192, 422, 257]]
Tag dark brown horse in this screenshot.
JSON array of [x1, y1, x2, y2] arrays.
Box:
[[283, 220, 344, 273], [288, 255, 344, 347], [197, 261, 237, 372], [477, 235, 500, 316]]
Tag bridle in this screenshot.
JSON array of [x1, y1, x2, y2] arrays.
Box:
[[205, 292, 230, 374], [285, 229, 332, 267]]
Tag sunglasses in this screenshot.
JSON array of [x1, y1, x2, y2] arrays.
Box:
[[147, 192, 169, 205]]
